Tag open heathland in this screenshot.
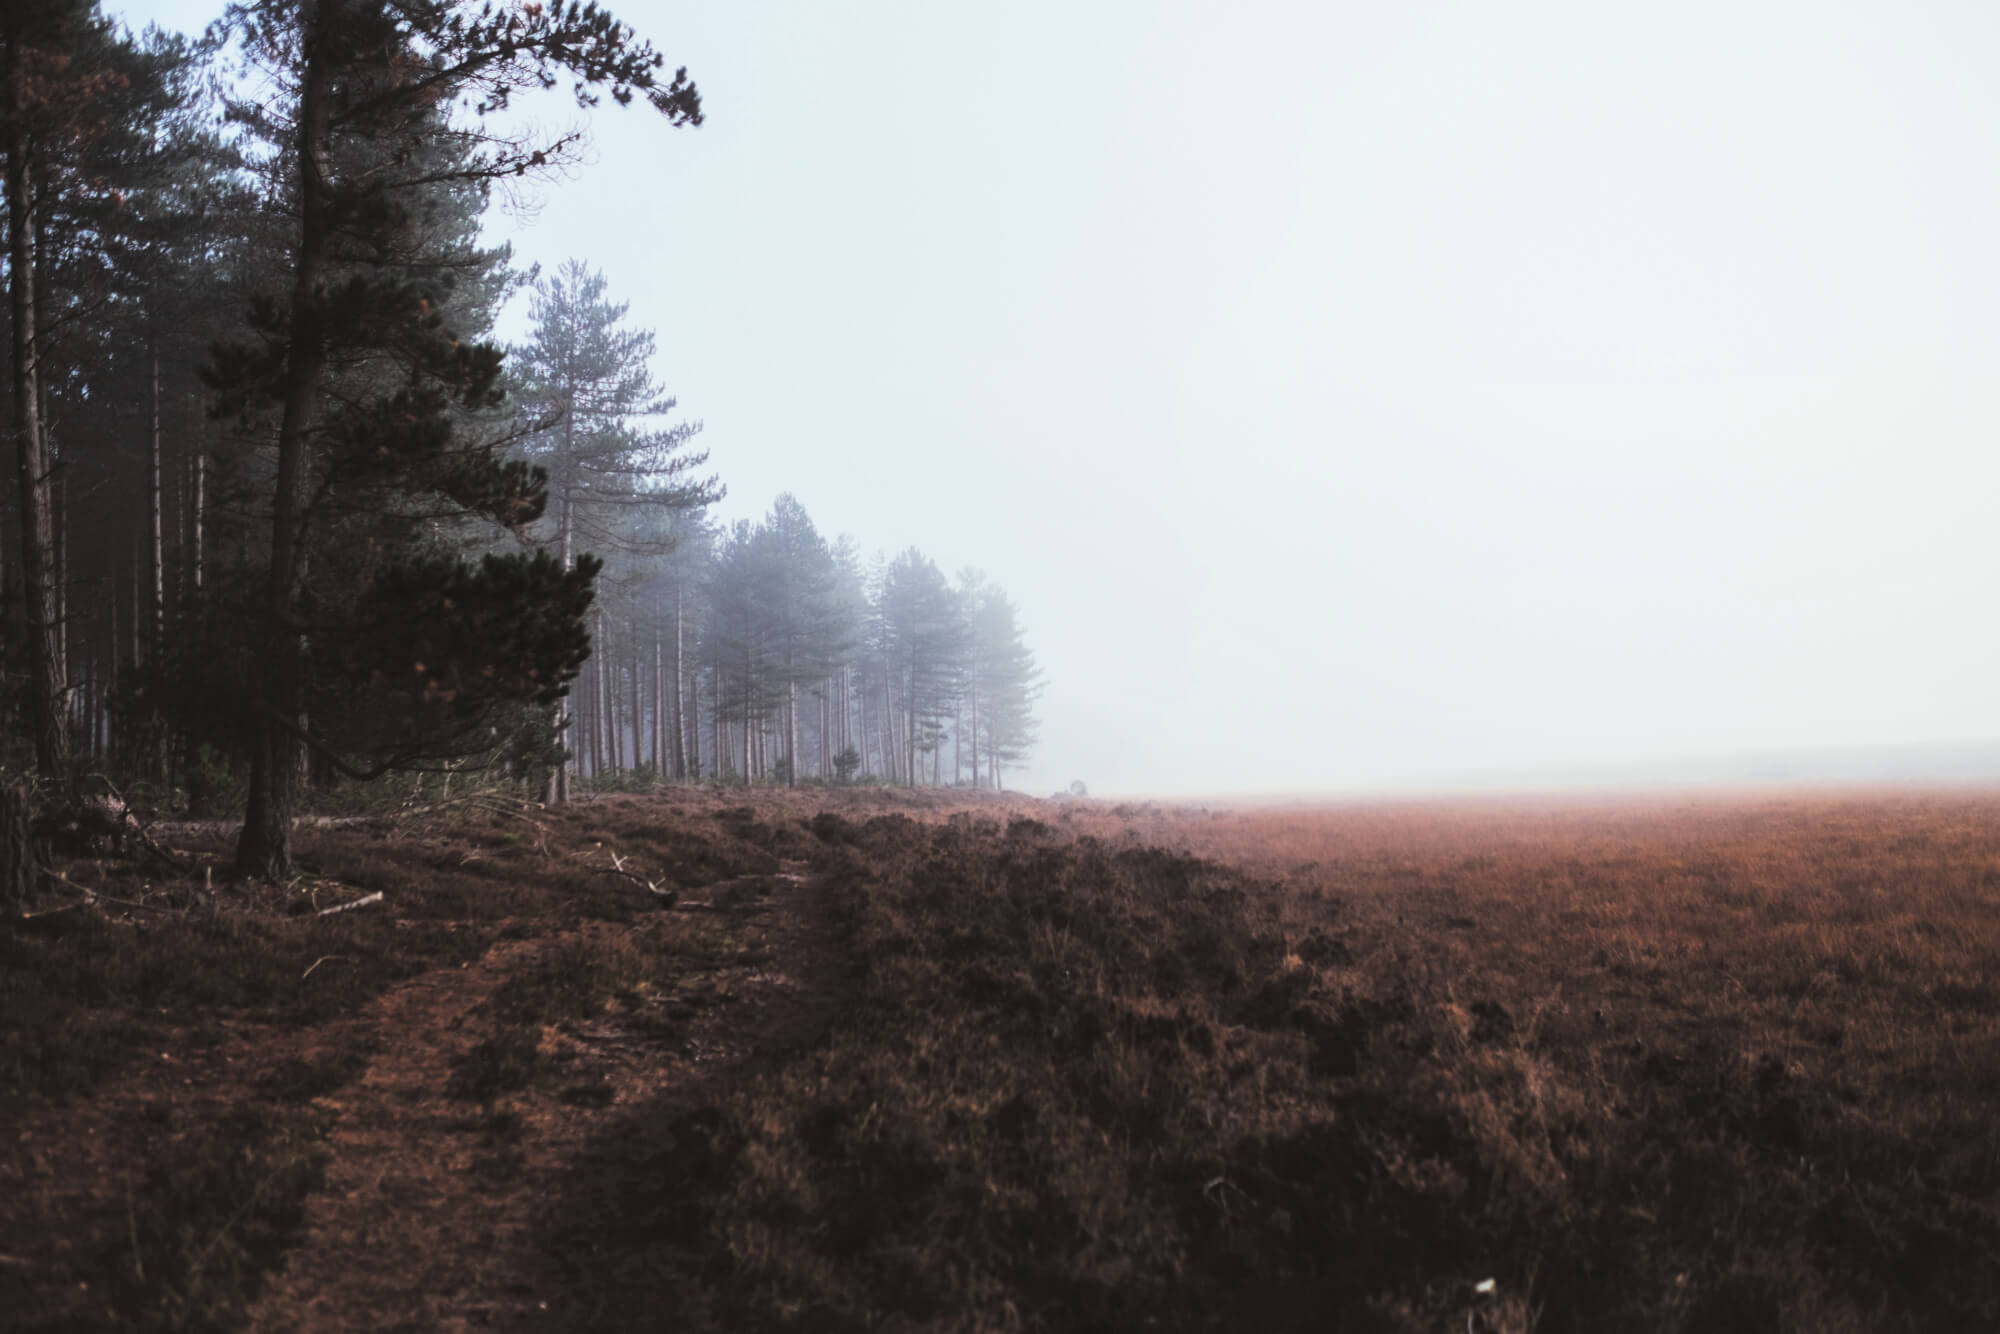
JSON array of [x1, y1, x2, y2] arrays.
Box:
[[4, 787, 1999, 1331]]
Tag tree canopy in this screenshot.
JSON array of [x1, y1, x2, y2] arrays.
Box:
[[0, 0, 1045, 874]]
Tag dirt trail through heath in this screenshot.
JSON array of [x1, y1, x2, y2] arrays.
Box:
[[245, 861, 847, 1333]]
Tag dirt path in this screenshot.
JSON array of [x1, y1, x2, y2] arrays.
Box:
[[243, 861, 848, 1333]]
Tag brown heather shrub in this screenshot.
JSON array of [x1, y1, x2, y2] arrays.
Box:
[[582, 816, 1546, 1332], [563, 790, 2000, 1333], [12, 786, 2000, 1331]]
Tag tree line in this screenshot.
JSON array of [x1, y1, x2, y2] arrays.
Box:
[[0, 0, 1041, 879]]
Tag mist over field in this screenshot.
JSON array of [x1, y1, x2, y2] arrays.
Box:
[[111, 0, 2000, 799]]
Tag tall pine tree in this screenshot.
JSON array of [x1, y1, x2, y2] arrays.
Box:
[[2, 0, 173, 785], [510, 258, 717, 800], [207, 0, 701, 877]]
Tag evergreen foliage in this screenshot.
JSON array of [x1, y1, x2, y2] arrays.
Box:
[[0, 0, 1044, 863], [200, 0, 703, 876]]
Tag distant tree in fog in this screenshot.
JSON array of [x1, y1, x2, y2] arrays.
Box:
[[511, 259, 720, 800], [962, 576, 1041, 789], [877, 549, 966, 786]]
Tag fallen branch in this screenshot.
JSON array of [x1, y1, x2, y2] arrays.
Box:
[[17, 899, 84, 920], [82, 891, 187, 914], [300, 954, 352, 980], [38, 869, 185, 915], [587, 861, 677, 905], [315, 891, 384, 917], [334, 789, 546, 829]]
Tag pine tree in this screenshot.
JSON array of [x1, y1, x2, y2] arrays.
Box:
[[966, 580, 1042, 788], [755, 495, 848, 785], [206, 0, 702, 877], [624, 505, 713, 780], [50, 31, 243, 783], [877, 548, 964, 787], [511, 258, 717, 799], [825, 534, 869, 779], [702, 519, 776, 784], [2, 0, 171, 785]]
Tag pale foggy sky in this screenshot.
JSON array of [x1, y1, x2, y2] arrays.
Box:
[[130, 0, 2000, 796]]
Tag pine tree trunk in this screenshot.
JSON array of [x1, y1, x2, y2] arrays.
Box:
[[670, 588, 687, 778], [886, 672, 900, 784], [604, 625, 618, 772], [601, 615, 616, 772], [237, 7, 343, 878], [615, 635, 627, 773], [581, 628, 594, 778], [585, 630, 600, 778], [54, 476, 65, 692], [5, 46, 68, 787], [627, 637, 640, 773], [604, 618, 617, 772], [190, 437, 205, 593], [602, 647, 612, 774], [865, 673, 878, 779], [139, 348, 167, 778], [870, 675, 883, 781], [149, 342, 165, 653], [581, 614, 596, 778], [684, 670, 698, 779], [968, 677, 980, 791], [890, 681, 899, 784], [573, 680, 585, 783], [544, 490, 574, 802], [0, 781, 33, 913], [130, 542, 141, 664]]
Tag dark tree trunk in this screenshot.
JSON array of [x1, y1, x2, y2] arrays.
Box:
[[238, 6, 333, 880], [670, 585, 687, 778], [148, 342, 164, 651], [190, 426, 205, 593], [6, 34, 68, 788], [544, 491, 574, 804], [1, 782, 33, 912]]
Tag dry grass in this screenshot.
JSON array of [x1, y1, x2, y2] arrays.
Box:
[[7, 785, 2000, 1331]]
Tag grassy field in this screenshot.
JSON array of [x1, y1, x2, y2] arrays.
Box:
[[4, 787, 1998, 1330]]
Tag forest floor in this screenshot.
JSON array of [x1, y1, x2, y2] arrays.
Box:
[[4, 785, 2000, 1331]]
